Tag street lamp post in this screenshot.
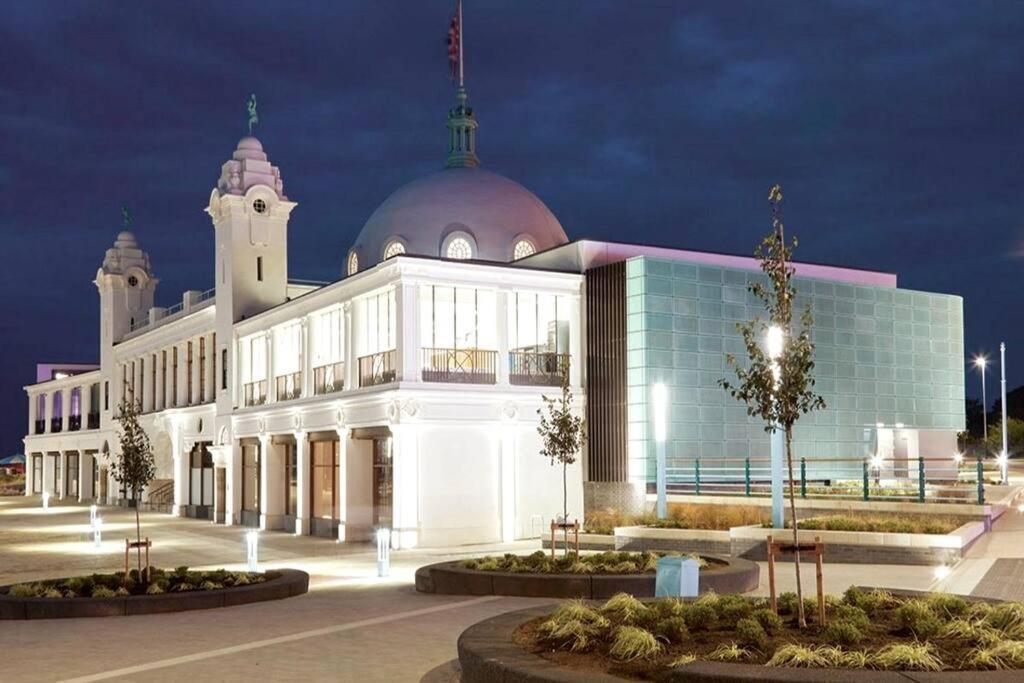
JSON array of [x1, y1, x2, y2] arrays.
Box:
[[974, 356, 988, 442], [1000, 343, 1008, 484], [653, 383, 669, 520], [766, 325, 785, 529]]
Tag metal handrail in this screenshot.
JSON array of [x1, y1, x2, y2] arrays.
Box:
[[197, 287, 215, 302], [243, 380, 267, 407], [275, 372, 302, 402], [422, 348, 497, 384], [313, 361, 345, 395], [358, 350, 397, 387], [509, 351, 569, 386]]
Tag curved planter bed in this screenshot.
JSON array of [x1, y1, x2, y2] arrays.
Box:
[[416, 554, 758, 599], [458, 604, 1024, 683], [0, 569, 308, 620]]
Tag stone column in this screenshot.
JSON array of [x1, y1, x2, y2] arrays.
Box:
[[266, 331, 275, 403], [80, 451, 94, 502], [294, 431, 309, 535], [259, 434, 271, 530], [44, 392, 53, 433], [569, 292, 582, 388], [225, 441, 242, 526], [389, 424, 419, 549], [497, 290, 510, 385], [28, 392, 37, 434], [204, 334, 216, 403], [500, 427, 517, 542], [301, 317, 312, 398], [344, 302, 355, 390], [395, 283, 420, 383], [60, 387, 70, 433], [136, 359, 144, 410], [172, 433, 187, 516], [81, 382, 92, 428], [56, 451, 67, 498], [42, 452, 53, 496], [190, 340, 201, 406], [155, 353, 164, 412], [23, 448, 32, 497], [142, 356, 152, 413], [336, 427, 349, 542]]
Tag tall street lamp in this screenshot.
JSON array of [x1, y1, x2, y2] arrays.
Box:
[[766, 325, 785, 529], [1000, 343, 1009, 484], [973, 355, 988, 442], [653, 383, 669, 519]]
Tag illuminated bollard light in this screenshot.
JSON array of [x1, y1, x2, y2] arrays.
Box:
[[92, 517, 102, 549], [90, 504, 98, 523], [246, 530, 259, 572], [42, 491, 50, 510], [377, 527, 391, 578]]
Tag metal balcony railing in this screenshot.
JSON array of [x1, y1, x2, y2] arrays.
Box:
[[275, 372, 303, 402], [50, 417, 62, 433], [358, 350, 397, 387], [69, 415, 82, 431], [87, 413, 100, 430], [313, 362, 345, 395], [243, 380, 268, 407], [422, 348, 497, 384], [509, 351, 569, 386], [34, 419, 45, 435]]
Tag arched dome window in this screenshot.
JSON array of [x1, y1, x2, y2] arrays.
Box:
[[513, 238, 536, 260], [446, 237, 473, 260], [347, 250, 359, 276], [382, 240, 406, 260]]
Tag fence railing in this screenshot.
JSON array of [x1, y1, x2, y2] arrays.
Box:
[[662, 455, 1003, 505], [275, 372, 302, 402], [313, 362, 345, 395], [509, 351, 569, 386], [422, 348, 497, 384], [358, 350, 397, 387], [243, 380, 267, 407]]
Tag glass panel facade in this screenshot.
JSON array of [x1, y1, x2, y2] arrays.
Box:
[[625, 256, 966, 482], [66, 453, 79, 497], [419, 285, 497, 349], [284, 443, 298, 517], [310, 440, 337, 521], [358, 289, 396, 356], [510, 292, 570, 353], [189, 445, 214, 507], [241, 444, 260, 512]]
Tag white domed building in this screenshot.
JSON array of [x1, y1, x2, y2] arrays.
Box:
[[21, 53, 964, 551]]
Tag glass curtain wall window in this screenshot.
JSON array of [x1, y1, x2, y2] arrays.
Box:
[[310, 441, 338, 522], [243, 335, 268, 406], [66, 453, 79, 497], [274, 323, 302, 401], [509, 292, 571, 385], [241, 444, 260, 513], [357, 289, 397, 386], [198, 338, 206, 401], [313, 308, 345, 394], [419, 285, 497, 383]]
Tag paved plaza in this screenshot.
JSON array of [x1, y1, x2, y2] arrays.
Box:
[[1, 494, 1020, 682]]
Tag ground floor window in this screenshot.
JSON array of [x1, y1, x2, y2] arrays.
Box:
[[373, 438, 393, 527], [310, 440, 338, 521], [241, 443, 260, 513], [32, 455, 42, 494], [66, 453, 79, 498], [51, 454, 60, 494], [284, 443, 298, 517], [189, 444, 213, 507]]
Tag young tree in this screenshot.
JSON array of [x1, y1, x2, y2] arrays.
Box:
[[537, 369, 586, 555], [720, 185, 825, 628], [111, 398, 157, 578]]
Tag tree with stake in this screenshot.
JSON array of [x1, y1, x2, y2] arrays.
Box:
[[537, 369, 586, 556], [720, 185, 826, 628], [111, 398, 157, 581]]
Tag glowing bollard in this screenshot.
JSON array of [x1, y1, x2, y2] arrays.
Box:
[[377, 527, 391, 578], [92, 517, 103, 549], [42, 492, 50, 510], [246, 530, 259, 572], [90, 504, 98, 524]]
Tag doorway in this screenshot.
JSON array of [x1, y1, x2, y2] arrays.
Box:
[[309, 438, 339, 538], [66, 453, 79, 499], [240, 441, 261, 528], [372, 437, 393, 529], [32, 455, 42, 494], [188, 442, 214, 519]]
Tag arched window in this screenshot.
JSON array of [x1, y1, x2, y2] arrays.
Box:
[[382, 240, 406, 260], [513, 239, 536, 260], [347, 250, 359, 276], [446, 237, 473, 260]]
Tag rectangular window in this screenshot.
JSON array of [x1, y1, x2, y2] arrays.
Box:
[[171, 347, 179, 407], [221, 348, 228, 390], [359, 289, 396, 355], [511, 292, 571, 353], [66, 453, 79, 498], [257, 256, 263, 282], [419, 285, 497, 349], [104, 381, 109, 411], [186, 341, 194, 404], [189, 445, 214, 507], [160, 350, 167, 408], [241, 443, 260, 513], [150, 353, 157, 409], [199, 337, 206, 401], [314, 308, 345, 366], [284, 443, 298, 517], [310, 440, 338, 521]]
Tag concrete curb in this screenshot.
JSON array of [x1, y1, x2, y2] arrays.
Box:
[[416, 554, 758, 599], [0, 568, 309, 620]]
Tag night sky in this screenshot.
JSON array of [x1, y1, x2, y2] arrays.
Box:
[[2, 1, 1022, 452]]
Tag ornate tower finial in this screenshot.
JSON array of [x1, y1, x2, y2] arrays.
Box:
[[246, 93, 259, 136], [446, 88, 479, 168]]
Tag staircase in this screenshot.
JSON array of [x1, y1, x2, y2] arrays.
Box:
[[143, 479, 174, 513]]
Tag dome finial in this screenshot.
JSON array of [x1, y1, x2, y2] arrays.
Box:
[[445, 1, 478, 168]]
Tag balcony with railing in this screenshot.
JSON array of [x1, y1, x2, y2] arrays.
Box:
[[69, 414, 82, 431], [509, 351, 569, 386], [87, 413, 100, 430], [313, 362, 345, 395], [34, 419, 45, 435], [358, 350, 397, 388], [243, 380, 268, 407], [422, 348, 497, 384], [50, 417, 62, 433], [275, 372, 303, 402]]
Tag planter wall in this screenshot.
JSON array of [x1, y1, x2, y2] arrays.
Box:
[[0, 569, 308, 620], [416, 555, 758, 599]]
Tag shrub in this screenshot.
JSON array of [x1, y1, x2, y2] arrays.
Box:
[[654, 616, 689, 644], [234, 574, 251, 586], [791, 514, 961, 535], [983, 603, 1024, 636], [199, 581, 223, 591], [601, 593, 653, 626], [706, 643, 750, 662], [895, 599, 943, 639], [822, 619, 864, 646], [537, 600, 610, 652], [681, 602, 716, 631], [668, 654, 697, 667], [174, 566, 189, 576], [9, 584, 38, 598], [943, 618, 1002, 646], [91, 586, 115, 598], [767, 644, 832, 668], [833, 604, 870, 630], [114, 587, 130, 597], [967, 641, 1024, 670], [42, 588, 63, 599], [777, 592, 799, 615], [870, 643, 943, 671], [750, 608, 783, 632], [608, 626, 661, 661], [652, 598, 684, 620], [171, 582, 195, 592], [926, 592, 968, 619], [843, 587, 893, 616], [718, 594, 752, 622], [735, 618, 767, 650], [146, 583, 164, 595], [968, 601, 994, 620]]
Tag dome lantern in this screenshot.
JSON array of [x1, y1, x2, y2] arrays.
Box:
[[445, 87, 479, 169]]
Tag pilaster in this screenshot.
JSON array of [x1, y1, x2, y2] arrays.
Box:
[[294, 431, 309, 535], [336, 427, 349, 542]]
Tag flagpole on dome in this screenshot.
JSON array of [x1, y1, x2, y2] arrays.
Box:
[[458, 0, 464, 89], [445, 0, 479, 168]]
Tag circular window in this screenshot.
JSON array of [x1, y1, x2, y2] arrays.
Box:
[[347, 250, 359, 275], [513, 239, 536, 260], [446, 237, 473, 260], [127, 275, 139, 287], [383, 240, 406, 259], [252, 198, 267, 214]]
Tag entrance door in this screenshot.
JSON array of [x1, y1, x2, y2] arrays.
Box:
[[66, 453, 79, 499], [240, 443, 261, 528], [32, 455, 42, 494], [188, 443, 214, 519], [372, 438, 393, 528], [309, 439, 339, 537], [283, 443, 298, 531]]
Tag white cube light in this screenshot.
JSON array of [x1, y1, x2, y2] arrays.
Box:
[[652, 383, 668, 444], [42, 491, 50, 509], [245, 530, 259, 572], [376, 527, 391, 577]]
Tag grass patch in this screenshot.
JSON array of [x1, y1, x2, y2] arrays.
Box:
[[458, 550, 707, 575], [3, 567, 268, 598], [584, 504, 768, 535], [777, 514, 963, 534]]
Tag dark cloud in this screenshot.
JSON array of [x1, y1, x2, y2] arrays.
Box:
[[1, 0, 1021, 449]]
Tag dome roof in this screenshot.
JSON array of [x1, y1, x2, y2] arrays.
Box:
[[351, 166, 568, 270]]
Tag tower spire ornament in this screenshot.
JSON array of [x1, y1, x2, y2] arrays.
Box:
[[445, 1, 479, 168], [246, 93, 258, 136]]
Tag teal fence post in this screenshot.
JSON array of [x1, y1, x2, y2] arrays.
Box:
[[977, 457, 985, 505], [744, 457, 751, 497], [917, 457, 926, 503], [695, 458, 701, 496], [862, 460, 869, 501], [800, 458, 807, 499]]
